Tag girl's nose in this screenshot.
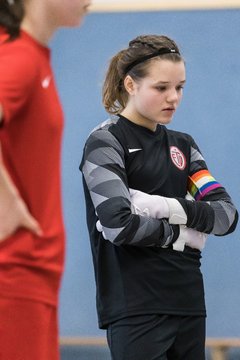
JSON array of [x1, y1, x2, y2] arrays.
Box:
[[167, 89, 179, 103]]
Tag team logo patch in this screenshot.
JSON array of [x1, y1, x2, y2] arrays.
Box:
[[170, 146, 186, 170]]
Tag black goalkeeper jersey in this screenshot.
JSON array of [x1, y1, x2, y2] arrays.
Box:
[[80, 115, 238, 329]]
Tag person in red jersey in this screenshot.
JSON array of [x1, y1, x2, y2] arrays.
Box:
[[0, 0, 91, 359]]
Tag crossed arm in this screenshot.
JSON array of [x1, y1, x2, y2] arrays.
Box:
[[129, 186, 238, 251], [130, 186, 238, 236], [81, 129, 238, 251]]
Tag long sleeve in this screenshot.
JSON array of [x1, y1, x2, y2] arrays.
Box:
[[81, 128, 179, 247], [177, 137, 238, 235]]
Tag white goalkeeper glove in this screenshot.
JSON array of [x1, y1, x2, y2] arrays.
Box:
[[96, 220, 107, 239], [173, 225, 207, 252], [130, 189, 206, 251], [130, 188, 187, 224]]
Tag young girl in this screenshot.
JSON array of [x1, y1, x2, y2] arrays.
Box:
[[80, 34, 238, 359], [0, 1, 90, 359]]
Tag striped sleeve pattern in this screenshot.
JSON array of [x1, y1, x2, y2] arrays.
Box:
[[81, 125, 175, 247], [185, 139, 238, 235]]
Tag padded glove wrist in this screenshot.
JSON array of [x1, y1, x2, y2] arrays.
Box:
[[164, 197, 187, 225]]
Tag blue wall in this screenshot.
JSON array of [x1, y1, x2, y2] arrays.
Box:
[[51, 9, 240, 338]]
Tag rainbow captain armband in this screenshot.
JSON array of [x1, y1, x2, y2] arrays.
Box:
[[188, 170, 222, 201]]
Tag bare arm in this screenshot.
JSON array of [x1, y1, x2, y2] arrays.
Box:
[[0, 103, 43, 241], [0, 103, 3, 123]]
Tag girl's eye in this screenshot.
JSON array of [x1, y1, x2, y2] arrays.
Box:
[[156, 86, 167, 92], [155, 85, 184, 92], [176, 85, 184, 91]]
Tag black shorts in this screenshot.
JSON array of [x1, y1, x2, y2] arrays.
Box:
[[107, 314, 206, 360]]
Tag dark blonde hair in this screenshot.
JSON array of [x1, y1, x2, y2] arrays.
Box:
[[0, 0, 24, 39], [102, 35, 183, 115]]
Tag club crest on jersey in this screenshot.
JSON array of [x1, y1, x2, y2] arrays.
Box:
[[170, 146, 186, 170]]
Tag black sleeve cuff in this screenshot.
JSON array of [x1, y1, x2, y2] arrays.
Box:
[[176, 198, 214, 233]]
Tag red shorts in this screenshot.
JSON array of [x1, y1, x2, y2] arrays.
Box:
[[0, 297, 59, 360]]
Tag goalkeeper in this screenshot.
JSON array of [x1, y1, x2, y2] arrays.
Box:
[[80, 33, 238, 360]]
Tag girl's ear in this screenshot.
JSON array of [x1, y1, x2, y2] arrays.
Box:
[[123, 75, 136, 95]]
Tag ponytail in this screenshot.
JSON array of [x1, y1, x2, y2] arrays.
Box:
[[0, 0, 24, 39], [102, 50, 129, 115]]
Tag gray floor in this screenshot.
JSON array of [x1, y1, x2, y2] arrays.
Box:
[[60, 346, 111, 360], [60, 346, 240, 360]]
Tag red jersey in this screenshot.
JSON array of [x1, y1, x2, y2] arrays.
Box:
[[0, 30, 65, 306]]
